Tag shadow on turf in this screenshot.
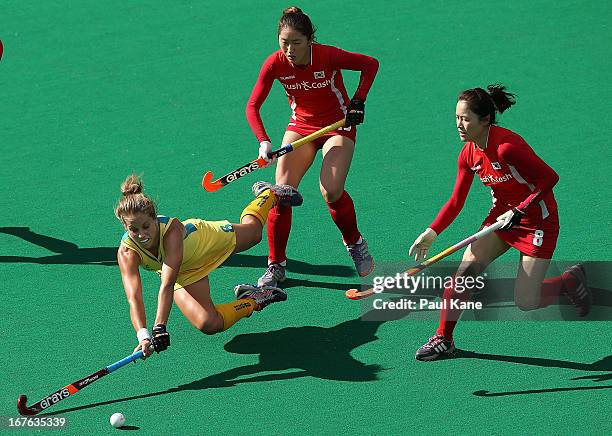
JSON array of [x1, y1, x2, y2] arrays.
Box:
[[452, 351, 612, 396], [223, 253, 355, 277], [44, 310, 410, 416], [179, 316, 392, 386], [0, 227, 354, 277], [0, 227, 117, 266], [282, 277, 362, 292]]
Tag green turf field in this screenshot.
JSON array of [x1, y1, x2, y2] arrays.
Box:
[[2, 0, 611, 434]]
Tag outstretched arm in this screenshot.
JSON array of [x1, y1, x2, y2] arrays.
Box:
[[429, 151, 475, 235], [245, 56, 276, 143], [117, 246, 152, 357], [409, 151, 473, 261], [154, 220, 184, 327], [149, 220, 184, 354]]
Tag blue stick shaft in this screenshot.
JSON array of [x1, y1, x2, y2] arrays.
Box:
[[106, 350, 144, 373]]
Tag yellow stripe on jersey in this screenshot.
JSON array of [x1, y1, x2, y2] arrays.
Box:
[[121, 215, 236, 290]]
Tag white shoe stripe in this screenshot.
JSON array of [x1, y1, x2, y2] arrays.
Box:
[[433, 343, 448, 354]]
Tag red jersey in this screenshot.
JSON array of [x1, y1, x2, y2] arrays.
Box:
[[430, 125, 559, 234], [246, 43, 379, 142]]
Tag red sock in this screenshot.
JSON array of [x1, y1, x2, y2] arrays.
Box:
[[267, 204, 292, 264], [435, 277, 471, 341], [539, 277, 563, 307], [326, 191, 361, 245], [538, 270, 578, 308]]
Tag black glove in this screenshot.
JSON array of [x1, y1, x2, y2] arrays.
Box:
[[152, 324, 170, 353], [499, 207, 524, 231], [345, 99, 365, 127]]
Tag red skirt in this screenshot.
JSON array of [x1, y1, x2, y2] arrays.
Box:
[[482, 211, 559, 259]]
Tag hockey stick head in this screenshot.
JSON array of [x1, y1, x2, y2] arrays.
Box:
[[17, 395, 38, 416], [202, 157, 268, 193], [345, 288, 375, 300], [202, 172, 224, 192]]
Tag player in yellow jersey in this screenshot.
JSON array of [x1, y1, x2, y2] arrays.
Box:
[[115, 174, 303, 357]]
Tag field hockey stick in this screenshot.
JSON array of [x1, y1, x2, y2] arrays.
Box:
[[202, 119, 346, 192], [17, 346, 154, 416], [345, 221, 505, 300]]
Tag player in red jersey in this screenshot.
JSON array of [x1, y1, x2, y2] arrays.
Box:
[[410, 85, 591, 361], [246, 6, 379, 287]]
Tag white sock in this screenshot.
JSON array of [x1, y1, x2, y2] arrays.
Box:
[[346, 236, 363, 246], [268, 260, 287, 267]]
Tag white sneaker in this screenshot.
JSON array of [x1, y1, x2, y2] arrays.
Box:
[[257, 263, 286, 287]]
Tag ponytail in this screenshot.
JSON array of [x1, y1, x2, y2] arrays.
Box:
[[458, 83, 516, 124]]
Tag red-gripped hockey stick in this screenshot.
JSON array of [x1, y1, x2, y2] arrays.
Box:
[[345, 222, 504, 300], [202, 119, 346, 192]]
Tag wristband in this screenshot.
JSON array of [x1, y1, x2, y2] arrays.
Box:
[[137, 328, 152, 343]]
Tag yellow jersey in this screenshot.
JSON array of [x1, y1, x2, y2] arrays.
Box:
[[120, 215, 236, 290]]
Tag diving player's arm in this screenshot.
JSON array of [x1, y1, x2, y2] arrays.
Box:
[[150, 220, 184, 354], [117, 245, 153, 357], [154, 220, 184, 327]]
